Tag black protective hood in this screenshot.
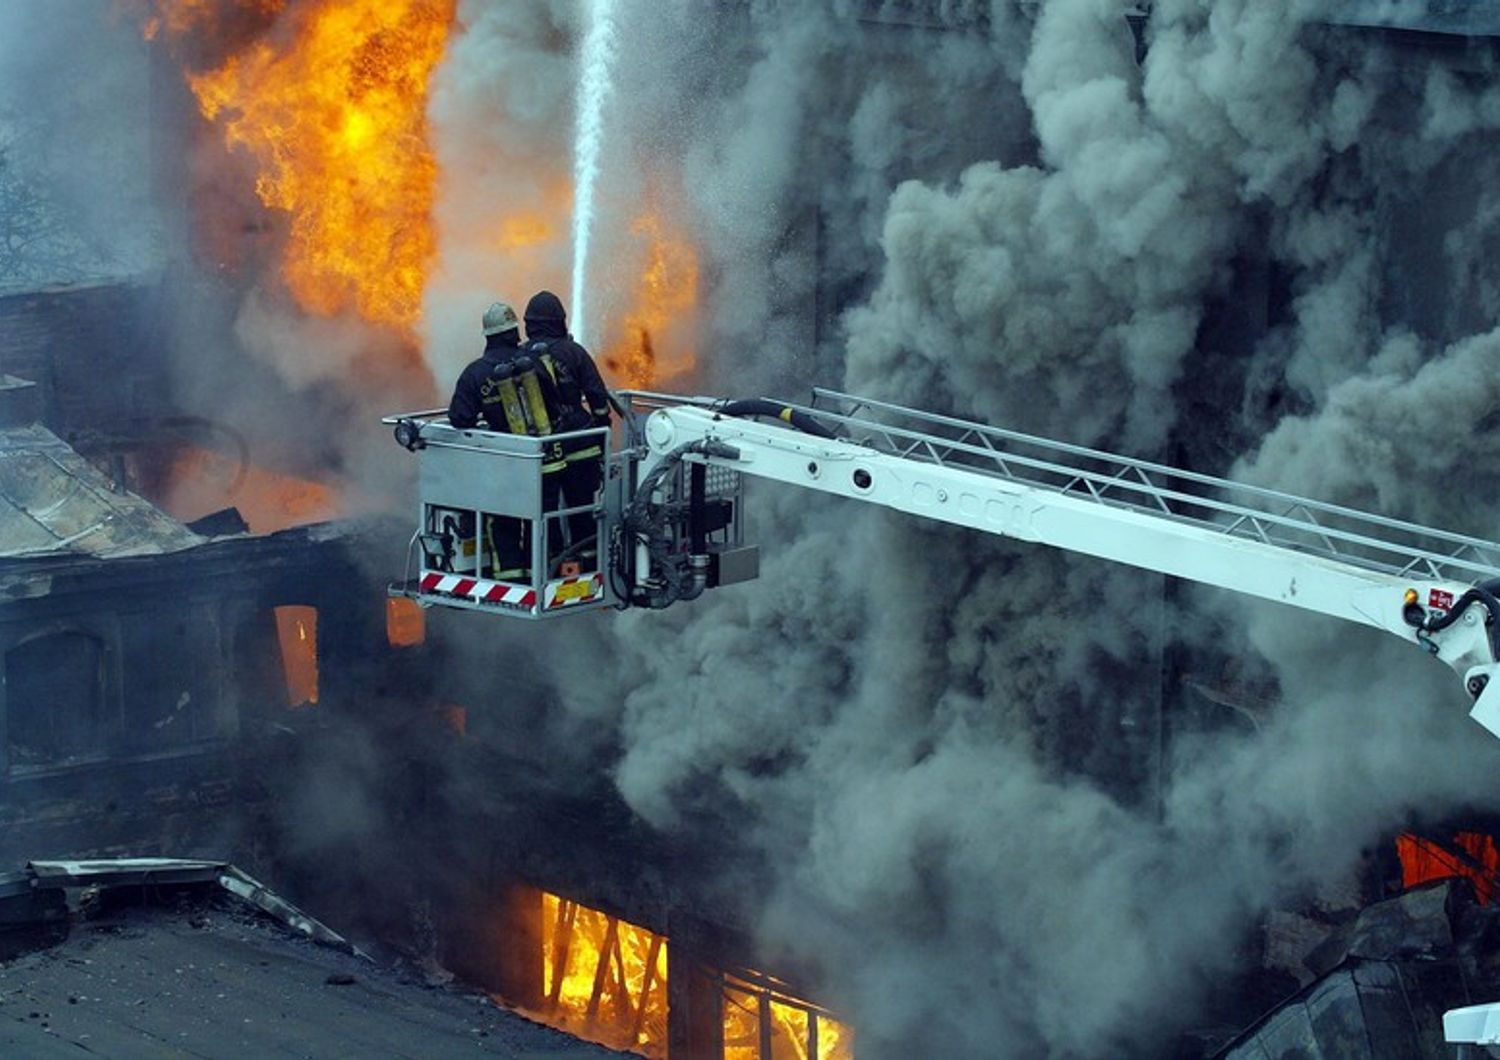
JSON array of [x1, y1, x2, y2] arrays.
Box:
[[524, 290, 569, 340]]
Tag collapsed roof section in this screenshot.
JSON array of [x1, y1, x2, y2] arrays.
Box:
[[1217, 880, 1500, 1058], [0, 423, 203, 561], [0, 858, 356, 954]]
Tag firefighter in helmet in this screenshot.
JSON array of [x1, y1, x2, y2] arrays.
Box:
[[447, 300, 569, 578]]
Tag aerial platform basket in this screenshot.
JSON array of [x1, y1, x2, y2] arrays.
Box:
[[382, 393, 750, 620], [383, 412, 616, 619]]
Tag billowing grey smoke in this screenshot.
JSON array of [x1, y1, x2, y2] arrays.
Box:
[[484, 0, 1500, 1056], [0, 2, 163, 289], [422, 0, 580, 381], [13, 1, 1500, 1054], [21, 0, 1498, 1055]]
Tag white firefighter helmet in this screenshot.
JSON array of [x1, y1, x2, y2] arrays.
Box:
[[481, 301, 520, 336]]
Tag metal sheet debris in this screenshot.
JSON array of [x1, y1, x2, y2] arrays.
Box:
[[7, 858, 363, 958]]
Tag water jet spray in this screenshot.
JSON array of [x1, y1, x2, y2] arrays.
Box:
[[570, 0, 620, 346]]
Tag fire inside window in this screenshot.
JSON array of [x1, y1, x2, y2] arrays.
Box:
[[539, 892, 669, 1056], [273, 605, 319, 707], [1397, 831, 1500, 904], [386, 596, 426, 647], [723, 973, 854, 1060]]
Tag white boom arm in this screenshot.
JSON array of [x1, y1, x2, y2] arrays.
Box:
[[640, 403, 1500, 735]]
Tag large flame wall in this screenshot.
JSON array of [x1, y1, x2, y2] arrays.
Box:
[[153, 0, 454, 334], [146, 0, 701, 393]]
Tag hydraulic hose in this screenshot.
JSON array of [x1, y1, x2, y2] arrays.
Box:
[[714, 399, 838, 440], [617, 437, 739, 609]]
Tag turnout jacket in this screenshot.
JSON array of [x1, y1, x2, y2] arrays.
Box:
[[447, 331, 527, 432]]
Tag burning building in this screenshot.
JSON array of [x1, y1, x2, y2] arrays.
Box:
[[0, 279, 409, 862], [6, 1, 1500, 1058]]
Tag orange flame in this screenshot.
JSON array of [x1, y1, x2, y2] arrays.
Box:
[[386, 597, 427, 648], [1397, 831, 1500, 904], [494, 211, 558, 253], [536, 892, 669, 1057], [147, 3, 704, 393], [723, 974, 854, 1060], [602, 211, 700, 388], [492, 184, 573, 254], [149, 0, 454, 332]]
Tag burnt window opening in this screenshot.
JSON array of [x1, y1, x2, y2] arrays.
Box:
[[273, 605, 319, 708], [120, 610, 230, 750], [5, 631, 106, 768], [722, 972, 854, 1060], [386, 596, 426, 648], [483, 888, 855, 1060]]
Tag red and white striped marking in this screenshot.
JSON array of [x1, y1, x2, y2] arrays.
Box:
[[545, 573, 605, 610], [419, 571, 537, 610]]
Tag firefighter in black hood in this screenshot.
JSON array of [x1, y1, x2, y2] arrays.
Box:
[[522, 290, 612, 567]]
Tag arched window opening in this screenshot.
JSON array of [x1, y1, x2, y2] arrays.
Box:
[[5, 632, 105, 767]]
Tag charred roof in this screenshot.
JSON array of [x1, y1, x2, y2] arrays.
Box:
[[0, 424, 202, 561]]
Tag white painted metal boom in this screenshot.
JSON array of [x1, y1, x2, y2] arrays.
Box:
[[636, 393, 1500, 736]]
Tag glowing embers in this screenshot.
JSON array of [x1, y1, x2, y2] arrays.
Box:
[[273, 605, 318, 708], [152, 0, 454, 331], [723, 972, 853, 1060], [496, 213, 555, 251], [1397, 831, 1500, 904], [539, 892, 668, 1057], [385, 596, 426, 647]]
